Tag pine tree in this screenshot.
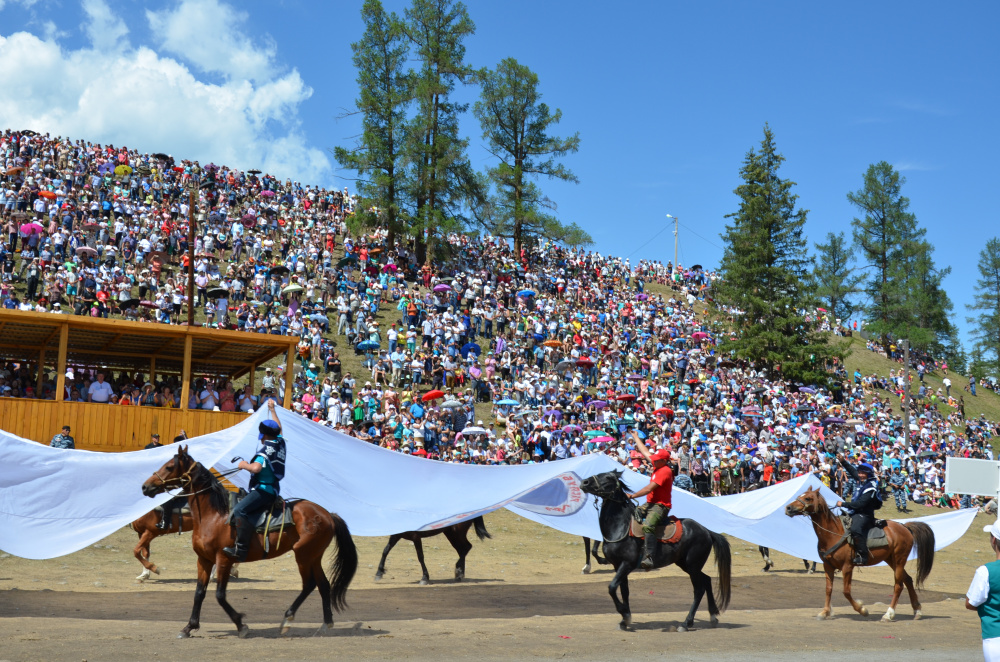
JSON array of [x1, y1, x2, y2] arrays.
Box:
[[811, 231, 862, 322], [717, 125, 842, 383], [472, 58, 588, 255], [334, 0, 411, 246], [967, 237, 1000, 376]]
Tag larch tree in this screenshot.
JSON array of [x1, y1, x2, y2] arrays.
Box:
[[967, 237, 1000, 377]]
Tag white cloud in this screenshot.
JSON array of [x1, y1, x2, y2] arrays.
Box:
[[0, 0, 332, 186], [894, 161, 936, 172], [146, 0, 276, 82]]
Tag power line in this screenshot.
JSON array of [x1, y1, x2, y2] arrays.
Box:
[[624, 225, 671, 259], [679, 221, 724, 251]]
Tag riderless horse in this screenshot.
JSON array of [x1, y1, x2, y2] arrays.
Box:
[[581, 470, 732, 631], [374, 517, 491, 585], [785, 486, 934, 621], [142, 446, 358, 638]]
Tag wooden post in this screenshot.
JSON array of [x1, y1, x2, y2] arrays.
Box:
[[180, 333, 193, 410], [55, 323, 68, 402], [248, 362, 257, 395], [150, 357, 157, 383], [283, 343, 295, 408], [36, 348, 46, 394]]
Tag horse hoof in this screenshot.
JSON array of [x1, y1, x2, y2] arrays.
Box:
[[136, 570, 150, 582], [280, 615, 294, 635], [881, 608, 895, 622], [582, 564, 591, 574], [859, 606, 869, 617], [913, 610, 922, 621], [373, 573, 383, 582], [710, 616, 719, 628], [677, 626, 688, 633], [419, 579, 430, 586], [237, 624, 250, 639], [314, 623, 334, 636], [816, 611, 831, 620], [151, 566, 161, 575], [177, 630, 191, 639]]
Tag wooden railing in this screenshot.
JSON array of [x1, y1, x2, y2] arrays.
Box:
[[0, 399, 248, 452]]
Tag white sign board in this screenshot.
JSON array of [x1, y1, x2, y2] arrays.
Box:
[[945, 457, 1000, 497]]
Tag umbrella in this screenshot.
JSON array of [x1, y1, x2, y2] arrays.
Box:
[[20, 222, 44, 235], [716, 360, 736, 368], [583, 430, 606, 439], [691, 331, 709, 341], [627, 374, 643, 381], [845, 419, 865, 425], [207, 287, 229, 298], [114, 165, 132, 177], [422, 389, 445, 402], [248, 169, 262, 175], [690, 264, 703, 271], [338, 255, 358, 268], [440, 400, 464, 410], [433, 283, 451, 292], [636, 293, 648, 301], [75, 246, 97, 257], [382, 264, 398, 273], [576, 357, 595, 368], [686, 378, 700, 385], [241, 216, 256, 229], [918, 450, 939, 459], [816, 307, 828, 313], [616, 394, 636, 402], [5, 166, 24, 176], [152, 153, 170, 161], [751, 387, 767, 394], [653, 407, 674, 416], [591, 436, 614, 444], [496, 399, 520, 406], [208, 211, 222, 223], [118, 298, 141, 309], [823, 417, 846, 425], [461, 342, 482, 356], [796, 405, 816, 413], [97, 163, 113, 175], [268, 265, 290, 277], [282, 284, 304, 294], [38, 191, 57, 200], [742, 412, 763, 418], [357, 340, 380, 352], [555, 359, 575, 373], [542, 339, 561, 348], [260, 190, 276, 198], [517, 289, 536, 298], [203, 163, 219, 173], [562, 425, 583, 434], [139, 301, 158, 309], [461, 427, 489, 436], [589, 400, 607, 409], [544, 409, 563, 420], [799, 386, 816, 394]]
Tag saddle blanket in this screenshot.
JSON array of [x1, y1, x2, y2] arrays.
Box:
[[226, 497, 296, 534], [840, 514, 889, 550], [629, 516, 683, 544]]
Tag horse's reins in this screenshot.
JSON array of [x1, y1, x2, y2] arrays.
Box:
[[787, 495, 850, 559], [152, 463, 242, 498], [589, 480, 636, 544]]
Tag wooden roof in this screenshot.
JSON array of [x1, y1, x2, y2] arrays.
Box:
[[0, 310, 297, 378]]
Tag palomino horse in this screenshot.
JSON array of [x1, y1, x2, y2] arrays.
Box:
[[785, 486, 934, 621], [580, 471, 732, 631], [374, 517, 491, 585], [142, 446, 358, 638]]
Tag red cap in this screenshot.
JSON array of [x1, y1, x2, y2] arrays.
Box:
[[650, 449, 671, 463]]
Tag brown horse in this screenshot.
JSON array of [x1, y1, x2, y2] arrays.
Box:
[[129, 508, 192, 581], [142, 445, 358, 638], [374, 517, 491, 585], [785, 486, 934, 621]]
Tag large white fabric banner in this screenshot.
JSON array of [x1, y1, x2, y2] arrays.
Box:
[[0, 407, 978, 562]]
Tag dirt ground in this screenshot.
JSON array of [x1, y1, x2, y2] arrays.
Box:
[[0, 508, 993, 661]]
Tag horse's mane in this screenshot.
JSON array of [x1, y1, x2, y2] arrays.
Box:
[[191, 462, 232, 514]]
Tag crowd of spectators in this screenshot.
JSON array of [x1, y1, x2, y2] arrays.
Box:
[[3, 129, 996, 511]]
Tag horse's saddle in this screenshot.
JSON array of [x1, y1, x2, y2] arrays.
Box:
[[629, 516, 683, 544], [153, 504, 191, 517], [840, 514, 889, 550], [227, 497, 296, 534]]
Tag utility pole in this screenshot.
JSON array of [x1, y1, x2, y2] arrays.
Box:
[[186, 181, 196, 327], [902, 339, 910, 448], [667, 214, 678, 271]]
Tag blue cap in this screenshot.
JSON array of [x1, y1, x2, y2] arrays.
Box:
[[258, 419, 280, 439], [858, 463, 875, 474]]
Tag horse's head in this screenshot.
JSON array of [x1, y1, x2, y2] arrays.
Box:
[[580, 470, 625, 500], [785, 487, 825, 517], [141, 445, 195, 497]]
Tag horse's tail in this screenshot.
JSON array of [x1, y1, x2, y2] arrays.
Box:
[[326, 513, 358, 613], [905, 521, 935, 589], [473, 516, 492, 541], [711, 530, 732, 612]]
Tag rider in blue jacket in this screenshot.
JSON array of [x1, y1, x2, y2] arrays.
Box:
[[836, 457, 881, 565]]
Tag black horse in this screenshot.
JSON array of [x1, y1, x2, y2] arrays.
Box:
[[580, 471, 732, 631], [582, 537, 607, 573], [374, 517, 491, 585]]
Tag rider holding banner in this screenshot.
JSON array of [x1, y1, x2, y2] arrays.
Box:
[[224, 400, 286, 562], [836, 455, 882, 566], [625, 431, 674, 570]]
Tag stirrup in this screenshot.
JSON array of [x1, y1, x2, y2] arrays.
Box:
[[223, 545, 248, 562], [640, 554, 655, 570]]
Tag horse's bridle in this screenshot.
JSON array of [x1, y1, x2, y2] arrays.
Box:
[[787, 494, 846, 539], [587, 477, 636, 544]]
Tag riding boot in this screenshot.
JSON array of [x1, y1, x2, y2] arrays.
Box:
[[640, 533, 657, 570], [851, 534, 868, 566], [157, 508, 171, 530], [223, 517, 252, 562]]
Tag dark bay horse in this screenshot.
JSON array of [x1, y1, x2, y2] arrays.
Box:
[[374, 517, 491, 585], [785, 486, 934, 621], [583, 537, 606, 573], [580, 471, 732, 631], [142, 446, 358, 638]]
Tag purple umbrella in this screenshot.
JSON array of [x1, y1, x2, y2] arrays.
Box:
[[544, 409, 563, 420], [203, 163, 219, 173], [627, 373, 643, 381], [589, 400, 608, 409], [97, 162, 113, 175], [636, 293, 648, 301], [799, 386, 816, 394], [433, 283, 451, 292], [260, 190, 276, 198], [823, 416, 846, 425], [562, 424, 583, 434]]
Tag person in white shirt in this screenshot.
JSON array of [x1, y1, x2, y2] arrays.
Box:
[[87, 372, 114, 403], [199, 382, 219, 410], [967, 521, 1000, 661]]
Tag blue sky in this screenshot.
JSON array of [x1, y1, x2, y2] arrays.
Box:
[[1, 0, 997, 343]]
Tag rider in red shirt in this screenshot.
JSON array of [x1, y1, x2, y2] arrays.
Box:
[[626, 431, 674, 569]]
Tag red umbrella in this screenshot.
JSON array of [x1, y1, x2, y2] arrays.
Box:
[[421, 389, 445, 402], [687, 378, 700, 385], [38, 191, 57, 200], [616, 394, 636, 402], [576, 357, 595, 368], [653, 407, 674, 416]]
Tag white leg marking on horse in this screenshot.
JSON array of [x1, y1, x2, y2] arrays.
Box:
[[135, 568, 151, 582], [582, 563, 591, 574], [881, 607, 895, 622]]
